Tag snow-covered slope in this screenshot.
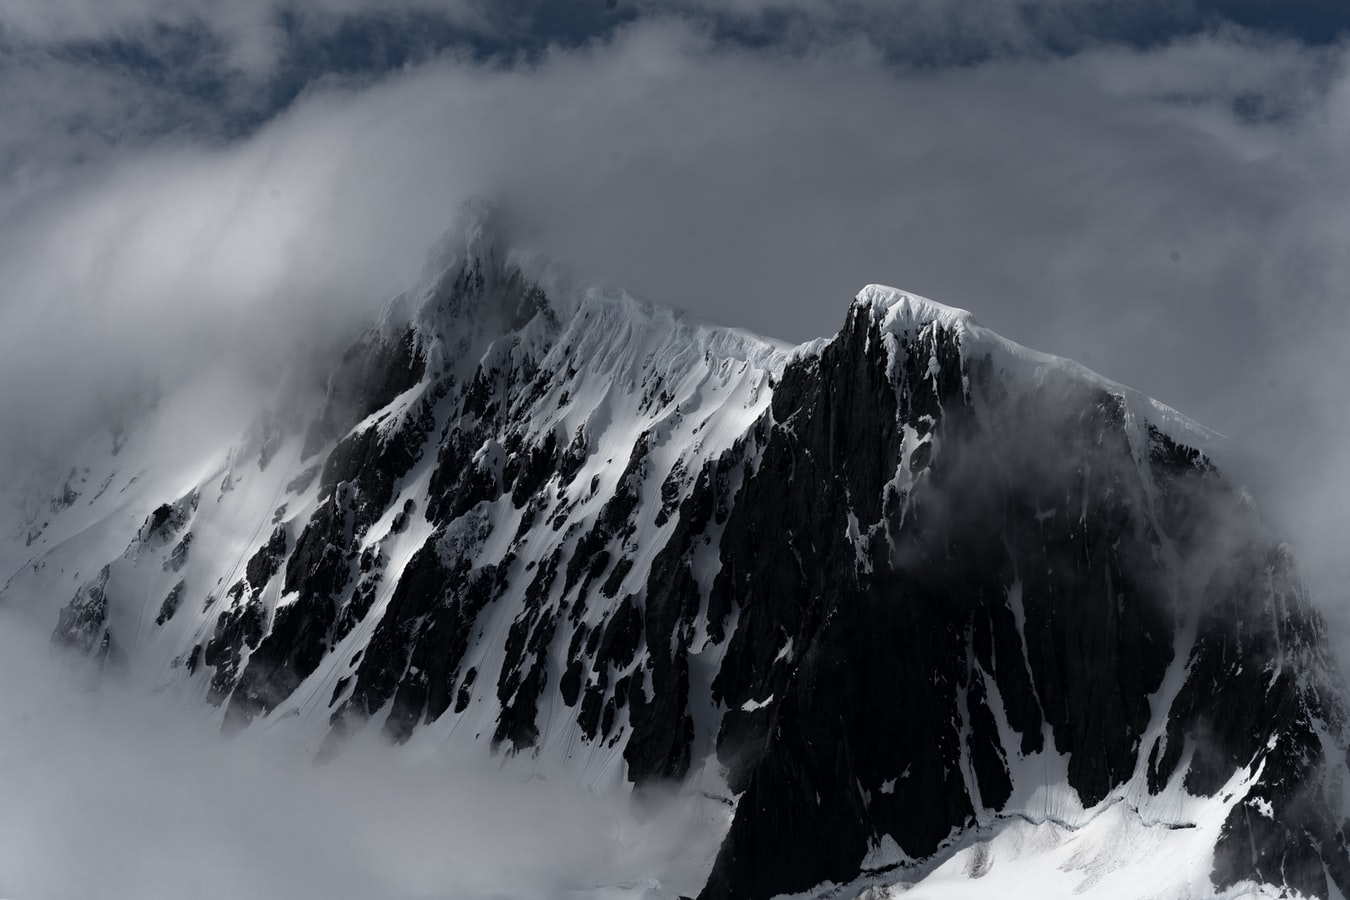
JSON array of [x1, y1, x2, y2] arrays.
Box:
[[4, 208, 1347, 900]]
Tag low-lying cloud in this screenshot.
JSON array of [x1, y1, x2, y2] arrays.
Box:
[[0, 610, 722, 900]]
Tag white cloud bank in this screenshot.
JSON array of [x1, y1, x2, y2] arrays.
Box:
[[0, 611, 723, 900]]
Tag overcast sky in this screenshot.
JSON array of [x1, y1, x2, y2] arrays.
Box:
[[1, 1, 1348, 594]]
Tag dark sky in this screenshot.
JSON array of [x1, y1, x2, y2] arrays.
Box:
[[1, 0, 1349, 607]]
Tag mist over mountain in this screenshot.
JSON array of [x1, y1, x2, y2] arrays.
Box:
[[3, 206, 1347, 899]]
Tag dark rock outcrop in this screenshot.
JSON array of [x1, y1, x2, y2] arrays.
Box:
[[52, 565, 113, 659], [694, 302, 1349, 899]]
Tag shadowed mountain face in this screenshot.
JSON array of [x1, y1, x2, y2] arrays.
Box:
[[694, 302, 1349, 899], [13, 220, 1350, 899]]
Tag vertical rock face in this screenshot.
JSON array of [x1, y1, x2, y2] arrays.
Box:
[[13, 218, 1349, 899], [694, 296, 1348, 899]]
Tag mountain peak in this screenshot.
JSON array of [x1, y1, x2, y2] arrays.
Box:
[[418, 196, 512, 286], [853, 283, 978, 333], [846, 281, 1225, 461]]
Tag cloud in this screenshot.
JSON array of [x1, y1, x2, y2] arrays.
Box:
[[636, 0, 1183, 58], [0, 0, 494, 77], [0, 609, 725, 900], [2, 0, 1350, 699]]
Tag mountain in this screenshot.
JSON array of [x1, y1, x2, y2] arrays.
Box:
[[4, 206, 1348, 899]]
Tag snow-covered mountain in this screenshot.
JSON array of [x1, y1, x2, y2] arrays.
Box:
[[4, 206, 1348, 900]]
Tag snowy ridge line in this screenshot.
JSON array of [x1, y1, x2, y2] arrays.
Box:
[[852, 282, 1227, 455]]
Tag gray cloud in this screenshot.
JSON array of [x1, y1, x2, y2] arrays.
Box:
[[0, 0, 492, 78], [0, 611, 722, 900], [636, 0, 1194, 58]]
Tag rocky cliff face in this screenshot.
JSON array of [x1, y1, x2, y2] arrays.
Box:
[[7, 219, 1348, 899], [694, 295, 1350, 899]]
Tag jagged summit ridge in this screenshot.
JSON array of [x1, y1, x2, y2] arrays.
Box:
[[392, 205, 793, 399], [383, 197, 1219, 462]]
